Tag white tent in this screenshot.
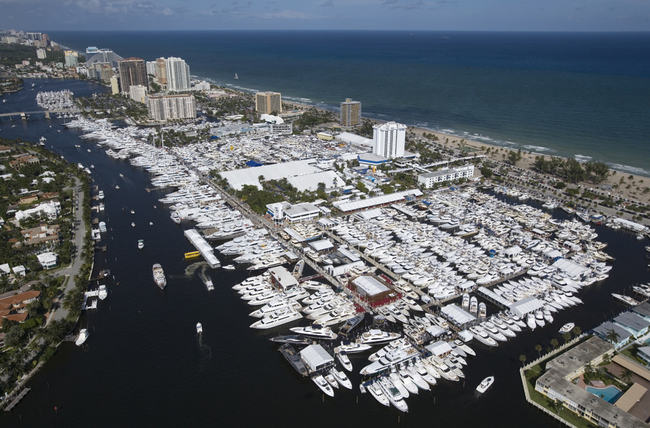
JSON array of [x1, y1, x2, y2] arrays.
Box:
[[300, 344, 334, 373], [426, 340, 453, 357], [508, 296, 545, 318], [441, 304, 476, 326]]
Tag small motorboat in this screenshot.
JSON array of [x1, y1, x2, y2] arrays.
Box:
[[222, 264, 236, 271], [476, 376, 494, 393], [75, 329, 89, 346], [559, 323, 575, 335], [196, 323, 203, 334], [131, 222, 135, 227], [138, 239, 144, 250]]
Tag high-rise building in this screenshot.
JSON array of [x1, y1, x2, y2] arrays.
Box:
[[64, 50, 78, 68], [118, 57, 148, 93], [86, 48, 123, 68], [129, 85, 148, 104], [146, 61, 156, 76], [110, 76, 119, 95], [36, 49, 47, 59], [155, 58, 167, 84], [147, 94, 196, 122], [372, 121, 406, 159], [340, 98, 361, 127], [92, 63, 114, 82], [165, 57, 191, 92], [255, 92, 282, 115]]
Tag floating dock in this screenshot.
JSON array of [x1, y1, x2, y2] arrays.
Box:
[[183, 229, 221, 268], [184, 251, 200, 259]]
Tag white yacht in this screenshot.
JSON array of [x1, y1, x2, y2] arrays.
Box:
[[337, 351, 353, 372], [98, 285, 108, 300], [367, 382, 390, 407], [476, 376, 494, 393], [196, 322, 203, 334], [289, 323, 337, 340], [75, 328, 89, 346], [312, 375, 334, 397], [250, 308, 302, 329], [138, 239, 144, 249], [559, 323, 575, 334], [330, 368, 353, 390], [378, 378, 409, 412], [357, 329, 401, 345]]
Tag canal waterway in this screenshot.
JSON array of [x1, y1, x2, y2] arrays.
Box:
[[1, 79, 649, 427]]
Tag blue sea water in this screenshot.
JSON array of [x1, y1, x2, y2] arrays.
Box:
[[48, 31, 650, 175]]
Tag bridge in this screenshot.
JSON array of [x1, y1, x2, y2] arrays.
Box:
[[0, 109, 78, 119]]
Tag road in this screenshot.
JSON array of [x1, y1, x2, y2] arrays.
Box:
[[47, 176, 88, 324]]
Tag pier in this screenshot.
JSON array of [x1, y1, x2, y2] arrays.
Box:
[[184, 229, 221, 268], [3, 387, 30, 411]]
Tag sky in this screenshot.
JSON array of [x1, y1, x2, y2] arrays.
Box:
[[1, 0, 649, 32]]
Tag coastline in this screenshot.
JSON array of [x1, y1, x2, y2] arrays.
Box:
[[278, 98, 650, 207]]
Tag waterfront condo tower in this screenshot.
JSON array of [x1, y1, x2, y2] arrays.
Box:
[[118, 57, 148, 94], [164, 57, 191, 92], [255, 92, 282, 115], [340, 98, 361, 127], [373, 121, 406, 159]]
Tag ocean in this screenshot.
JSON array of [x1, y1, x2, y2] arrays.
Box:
[[0, 37, 649, 426], [48, 30, 650, 176]]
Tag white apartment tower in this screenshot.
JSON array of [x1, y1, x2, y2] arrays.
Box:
[[147, 94, 196, 122], [165, 57, 191, 92], [372, 121, 406, 159]]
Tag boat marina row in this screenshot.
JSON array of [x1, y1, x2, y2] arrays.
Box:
[[65, 114, 646, 414]]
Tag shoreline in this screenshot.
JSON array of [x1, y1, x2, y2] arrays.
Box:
[[277, 97, 650, 207]]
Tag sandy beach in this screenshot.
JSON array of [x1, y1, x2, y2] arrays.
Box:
[[280, 98, 650, 208]]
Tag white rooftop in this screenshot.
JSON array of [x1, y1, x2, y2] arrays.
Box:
[[220, 160, 317, 190], [441, 304, 476, 326], [300, 344, 334, 372], [508, 296, 545, 318], [286, 170, 345, 192], [352, 276, 390, 297], [333, 189, 423, 213]]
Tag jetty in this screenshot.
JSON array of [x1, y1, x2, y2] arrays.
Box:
[[183, 229, 221, 268], [4, 387, 30, 411]]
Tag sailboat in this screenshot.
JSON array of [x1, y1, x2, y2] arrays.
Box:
[[234, 73, 238, 80]]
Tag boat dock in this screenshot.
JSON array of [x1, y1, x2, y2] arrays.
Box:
[[3, 387, 30, 411], [183, 229, 221, 268]]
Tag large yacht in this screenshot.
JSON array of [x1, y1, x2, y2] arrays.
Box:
[[152, 263, 166, 289], [250, 308, 302, 329], [290, 323, 338, 340], [357, 329, 401, 345]]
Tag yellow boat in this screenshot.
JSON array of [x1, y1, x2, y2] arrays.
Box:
[[184, 251, 200, 259]]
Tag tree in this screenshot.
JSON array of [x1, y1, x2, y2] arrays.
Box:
[[550, 338, 559, 349], [519, 354, 527, 366], [535, 344, 542, 358], [572, 326, 582, 337], [621, 368, 634, 384], [605, 329, 621, 345], [563, 332, 572, 344], [547, 399, 562, 415]]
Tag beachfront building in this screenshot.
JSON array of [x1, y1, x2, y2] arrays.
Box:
[[129, 85, 148, 104], [110, 76, 119, 95], [340, 98, 361, 127], [118, 57, 148, 94], [255, 92, 282, 115], [164, 57, 191, 92], [86, 48, 123, 68], [155, 58, 167, 84], [534, 336, 647, 428], [147, 94, 196, 122], [64, 50, 78, 68], [418, 164, 475, 188], [193, 81, 211, 91], [372, 121, 406, 159], [146, 61, 157, 76]]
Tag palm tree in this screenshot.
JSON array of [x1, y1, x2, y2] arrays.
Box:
[[550, 338, 559, 349], [621, 368, 634, 384], [519, 354, 527, 366], [535, 344, 542, 358], [605, 329, 621, 345], [563, 332, 572, 344], [572, 326, 582, 337], [547, 399, 561, 414]]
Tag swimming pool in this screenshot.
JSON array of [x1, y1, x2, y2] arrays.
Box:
[[586, 385, 624, 403]]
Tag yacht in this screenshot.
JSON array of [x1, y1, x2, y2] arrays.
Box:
[[476, 376, 494, 393], [75, 328, 89, 346], [312, 375, 334, 397], [289, 323, 337, 340], [98, 285, 108, 300], [527, 313, 537, 330], [357, 329, 401, 345], [468, 326, 498, 347], [330, 368, 353, 390], [334, 341, 372, 354], [222, 264, 236, 271], [152, 263, 166, 289], [250, 308, 302, 329], [378, 378, 409, 412], [559, 323, 575, 334], [196, 322, 203, 334], [337, 350, 353, 371], [367, 382, 390, 407], [138, 239, 144, 249]]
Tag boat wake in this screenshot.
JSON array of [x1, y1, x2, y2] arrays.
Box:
[[185, 261, 210, 278], [197, 336, 212, 372]]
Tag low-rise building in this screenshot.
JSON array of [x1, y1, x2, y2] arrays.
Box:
[[36, 252, 58, 269], [418, 164, 475, 188], [0, 290, 41, 326], [284, 203, 320, 224]]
